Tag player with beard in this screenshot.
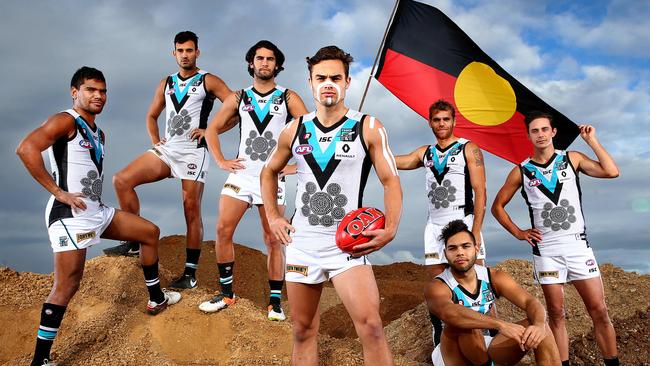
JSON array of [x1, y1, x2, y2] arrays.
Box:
[[104, 31, 233, 290], [492, 111, 620, 366], [395, 99, 488, 346], [17, 67, 181, 366], [199, 40, 307, 320], [260, 46, 402, 365], [425, 220, 560, 366]]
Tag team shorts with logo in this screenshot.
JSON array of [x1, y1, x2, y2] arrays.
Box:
[[149, 144, 208, 183], [285, 244, 370, 284], [47, 205, 116, 253], [221, 172, 286, 206], [533, 247, 600, 284], [431, 334, 493, 366], [424, 215, 486, 265]]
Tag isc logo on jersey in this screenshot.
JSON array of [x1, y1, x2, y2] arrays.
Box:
[[295, 144, 313, 155]]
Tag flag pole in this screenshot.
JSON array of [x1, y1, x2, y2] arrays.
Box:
[[358, 0, 401, 112]]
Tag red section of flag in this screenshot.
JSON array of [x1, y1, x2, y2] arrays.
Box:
[[377, 48, 533, 163]]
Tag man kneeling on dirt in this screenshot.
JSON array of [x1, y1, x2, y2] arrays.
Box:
[[425, 220, 560, 365]]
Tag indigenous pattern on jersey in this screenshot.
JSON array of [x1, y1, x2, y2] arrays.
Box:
[[436, 265, 497, 315], [520, 150, 587, 256], [164, 70, 214, 148], [46, 109, 105, 225], [290, 109, 371, 250], [236, 85, 290, 176], [423, 138, 473, 225]]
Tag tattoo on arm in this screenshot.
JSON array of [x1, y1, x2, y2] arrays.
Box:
[[235, 90, 243, 104], [285, 90, 292, 103], [473, 147, 484, 167]]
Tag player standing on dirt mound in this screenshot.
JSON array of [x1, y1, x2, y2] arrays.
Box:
[[394, 99, 488, 347], [105, 31, 233, 291], [16, 67, 181, 366], [260, 45, 402, 365], [198, 40, 308, 320], [492, 111, 620, 366]]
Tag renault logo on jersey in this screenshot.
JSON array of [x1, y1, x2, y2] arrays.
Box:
[[295, 144, 313, 155]]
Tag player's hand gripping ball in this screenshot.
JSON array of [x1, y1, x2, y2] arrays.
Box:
[[335, 207, 385, 252]]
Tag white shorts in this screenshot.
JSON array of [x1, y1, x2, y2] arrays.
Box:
[[533, 248, 600, 284], [431, 335, 493, 366], [424, 215, 486, 265], [149, 144, 208, 183], [47, 205, 116, 253], [285, 245, 370, 284], [221, 172, 286, 206]]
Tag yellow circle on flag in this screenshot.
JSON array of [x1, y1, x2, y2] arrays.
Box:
[[454, 61, 516, 126]]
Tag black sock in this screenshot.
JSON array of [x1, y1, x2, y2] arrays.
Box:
[[31, 303, 66, 366], [562, 360, 570, 366], [429, 311, 443, 346], [218, 262, 234, 297], [142, 262, 165, 304], [269, 279, 283, 307], [604, 358, 619, 366], [184, 248, 201, 277]]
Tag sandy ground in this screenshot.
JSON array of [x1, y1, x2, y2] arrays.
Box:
[[1, 236, 649, 365]]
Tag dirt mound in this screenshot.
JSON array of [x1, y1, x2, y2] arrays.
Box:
[[1, 237, 649, 365]]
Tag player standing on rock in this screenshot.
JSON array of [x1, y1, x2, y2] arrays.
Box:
[[16, 67, 181, 366]]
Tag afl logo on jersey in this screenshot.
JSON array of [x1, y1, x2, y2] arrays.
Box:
[[242, 104, 255, 112], [295, 144, 313, 155], [166, 89, 175, 95], [187, 163, 197, 170], [79, 140, 93, 149], [425, 160, 434, 168], [529, 178, 542, 187]]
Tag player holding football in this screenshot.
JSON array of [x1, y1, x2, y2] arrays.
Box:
[[261, 46, 402, 365]]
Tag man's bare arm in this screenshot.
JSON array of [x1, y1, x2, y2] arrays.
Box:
[[394, 145, 427, 170], [145, 78, 167, 145], [465, 142, 487, 246], [16, 113, 87, 210]]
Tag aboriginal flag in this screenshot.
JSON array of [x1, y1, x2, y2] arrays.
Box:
[[375, 0, 579, 163]]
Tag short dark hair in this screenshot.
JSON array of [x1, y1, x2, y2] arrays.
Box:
[[245, 40, 285, 77], [429, 99, 455, 120], [174, 31, 198, 49], [70, 67, 105, 89], [525, 111, 555, 130], [306, 46, 354, 77], [439, 219, 476, 246]]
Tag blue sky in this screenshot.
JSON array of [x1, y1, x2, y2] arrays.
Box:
[[1, 0, 648, 273]]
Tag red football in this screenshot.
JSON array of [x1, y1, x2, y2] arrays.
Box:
[[335, 207, 385, 253]]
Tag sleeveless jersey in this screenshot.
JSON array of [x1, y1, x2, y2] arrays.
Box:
[[520, 150, 588, 256], [423, 138, 473, 225], [163, 70, 214, 149], [237, 85, 291, 176], [46, 109, 105, 226], [436, 265, 497, 315], [290, 109, 371, 250]]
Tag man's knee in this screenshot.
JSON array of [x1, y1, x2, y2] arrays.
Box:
[[112, 170, 134, 191], [355, 314, 385, 341], [293, 320, 319, 343], [546, 305, 566, 323], [587, 301, 611, 325], [216, 220, 236, 242]]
